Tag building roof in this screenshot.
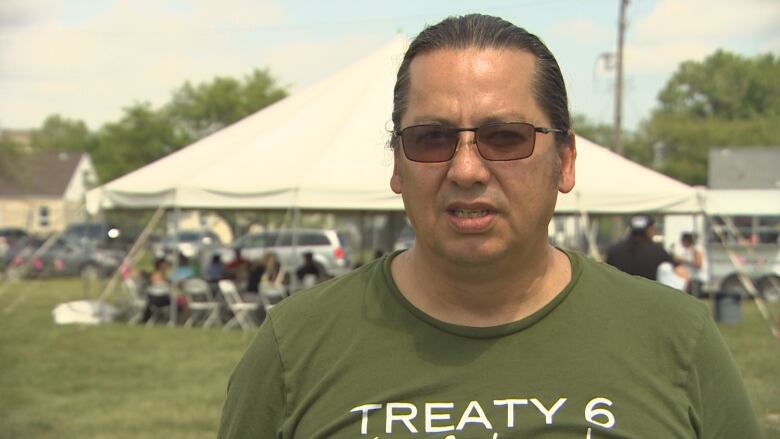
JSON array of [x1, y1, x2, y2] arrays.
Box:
[[0, 151, 86, 197]]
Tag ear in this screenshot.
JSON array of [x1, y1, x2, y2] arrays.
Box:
[[390, 147, 403, 194], [557, 132, 576, 194]]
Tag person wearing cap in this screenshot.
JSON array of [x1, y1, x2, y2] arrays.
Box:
[[606, 215, 687, 281], [219, 15, 758, 438]]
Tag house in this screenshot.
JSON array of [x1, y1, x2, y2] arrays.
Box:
[[0, 151, 98, 234]]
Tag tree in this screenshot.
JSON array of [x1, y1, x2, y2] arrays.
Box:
[[167, 68, 288, 141], [638, 50, 780, 185], [30, 115, 93, 152], [0, 133, 23, 178], [656, 50, 780, 120], [91, 103, 186, 183], [91, 68, 287, 182], [571, 114, 620, 149]]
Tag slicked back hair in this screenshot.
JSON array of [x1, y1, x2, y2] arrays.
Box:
[[391, 14, 571, 148]]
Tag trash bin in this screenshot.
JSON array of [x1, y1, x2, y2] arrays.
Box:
[[713, 292, 742, 325]]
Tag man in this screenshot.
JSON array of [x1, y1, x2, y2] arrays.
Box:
[[295, 251, 326, 287], [219, 15, 759, 438], [606, 215, 687, 282]]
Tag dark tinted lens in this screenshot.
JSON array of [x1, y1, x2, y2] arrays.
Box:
[[477, 123, 535, 160], [401, 126, 457, 162]]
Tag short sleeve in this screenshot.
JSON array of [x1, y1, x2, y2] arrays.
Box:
[[218, 316, 286, 439], [685, 315, 761, 438]]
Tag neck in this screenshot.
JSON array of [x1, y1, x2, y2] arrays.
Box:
[[391, 242, 571, 327]]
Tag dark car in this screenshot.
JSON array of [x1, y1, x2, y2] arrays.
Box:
[[7, 236, 125, 279], [64, 222, 125, 249], [0, 227, 29, 259]]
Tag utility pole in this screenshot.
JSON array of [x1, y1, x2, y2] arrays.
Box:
[[614, 0, 629, 156]]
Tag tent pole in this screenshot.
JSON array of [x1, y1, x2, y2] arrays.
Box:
[[97, 204, 166, 304], [169, 206, 180, 327]]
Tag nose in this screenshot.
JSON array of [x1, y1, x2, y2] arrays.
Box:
[[446, 132, 490, 188]]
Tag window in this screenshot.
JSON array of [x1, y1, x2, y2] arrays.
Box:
[[299, 233, 330, 246], [38, 206, 50, 227]]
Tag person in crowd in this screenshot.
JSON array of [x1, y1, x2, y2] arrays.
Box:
[[170, 252, 196, 283], [142, 258, 189, 323], [674, 232, 710, 296], [219, 14, 759, 437], [205, 253, 226, 282], [295, 251, 326, 287], [259, 252, 288, 295], [606, 215, 688, 281], [225, 248, 252, 291]]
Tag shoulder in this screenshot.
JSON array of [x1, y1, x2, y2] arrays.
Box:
[[571, 251, 709, 329], [267, 257, 386, 328]]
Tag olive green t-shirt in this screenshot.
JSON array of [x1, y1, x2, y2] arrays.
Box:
[[218, 250, 759, 438]]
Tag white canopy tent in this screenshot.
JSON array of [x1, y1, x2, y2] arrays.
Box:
[[87, 35, 700, 216]]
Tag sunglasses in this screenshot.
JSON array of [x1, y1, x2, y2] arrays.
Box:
[[394, 122, 566, 163]]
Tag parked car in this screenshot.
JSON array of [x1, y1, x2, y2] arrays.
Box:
[[227, 229, 353, 277], [63, 222, 124, 249], [7, 236, 125, 278], [0, 227, 29, 259], [152, 230, 223, 259]]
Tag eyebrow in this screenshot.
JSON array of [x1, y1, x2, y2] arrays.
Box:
[[406, 114, 533, 127]]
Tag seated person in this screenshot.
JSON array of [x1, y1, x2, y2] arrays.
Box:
[[142, 258, 189, 323], [170, 253, 196, 283], [295, 252, 326, 288], [205, 253, 226, 282], [255, 252, 289, 300], [225, 248, 251, 291]]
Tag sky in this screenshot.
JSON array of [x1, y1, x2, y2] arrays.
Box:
[[0, 0, 778, 132]]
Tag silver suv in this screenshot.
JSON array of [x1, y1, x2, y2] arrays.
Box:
[[229, 229, 353, 277]]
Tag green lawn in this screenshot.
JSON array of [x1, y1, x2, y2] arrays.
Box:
[[0, 278, 778, 438]]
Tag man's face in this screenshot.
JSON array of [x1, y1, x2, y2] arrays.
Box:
[[390, 47, 576, 266]]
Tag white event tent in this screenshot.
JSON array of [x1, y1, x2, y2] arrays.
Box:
[[87, 35, 700, 216]]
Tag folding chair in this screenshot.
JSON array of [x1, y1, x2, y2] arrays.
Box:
[[181, 278, 221, 328], [219, 280, 259, 331]]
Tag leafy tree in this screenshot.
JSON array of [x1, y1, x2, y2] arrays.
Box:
[[0, 133, 23, 178], [656, 50, 780, 120], [167, 68, 288, 141], [90, 68, 287, 182], [91, 103, 186, 183], [638, 50, 780, 185], [572, 114, 619, 149], [30, 115, 93, 152]]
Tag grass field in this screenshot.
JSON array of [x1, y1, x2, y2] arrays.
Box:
[[0, 278, 778, 438]]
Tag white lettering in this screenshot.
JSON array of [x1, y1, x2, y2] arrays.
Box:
[[386, 402, 418, 433], [425, 402, 455, 433], [585, 397, 615, 428], [494, 399, 528, 428], [530, 398, 567, 425], [350, 403, 382, 435], [456, 400, 493, 431]]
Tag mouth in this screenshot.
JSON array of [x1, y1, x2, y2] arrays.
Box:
[[446, 204, 497, 233], [450, 208, 492, 218]]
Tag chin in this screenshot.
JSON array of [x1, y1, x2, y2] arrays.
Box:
[[435, 239, 509, 267]]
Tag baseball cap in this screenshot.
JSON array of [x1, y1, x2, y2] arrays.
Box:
[[630, 215, 654, 232]]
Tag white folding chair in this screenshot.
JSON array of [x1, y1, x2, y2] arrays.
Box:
[[219, 280, 259, 331], [181, 278, 221, 328]]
